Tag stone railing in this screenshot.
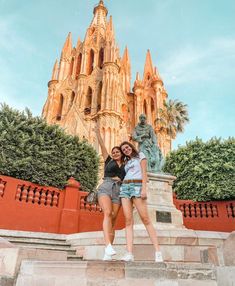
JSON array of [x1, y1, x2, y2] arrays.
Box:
[[173, 194, 235, 232], [15, 183, 60, 207], [0, 175, 125, 234]]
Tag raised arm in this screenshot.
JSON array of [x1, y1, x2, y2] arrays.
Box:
[[95, 126, 109, 161]]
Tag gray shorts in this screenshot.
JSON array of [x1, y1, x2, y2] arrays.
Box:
[[97, 178, 121, 205]]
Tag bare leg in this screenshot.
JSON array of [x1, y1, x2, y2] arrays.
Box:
[[121, 198, 134, 253], [110, 203, 121, 244], [98, 195, 113, 246], [133, 198, 160, 251]]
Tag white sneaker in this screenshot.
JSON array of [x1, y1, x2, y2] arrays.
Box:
[[155, 251, 163, 262], [121, 252, 134, 262], [103, 253, 112, 261], [105, 244, 116, 256]]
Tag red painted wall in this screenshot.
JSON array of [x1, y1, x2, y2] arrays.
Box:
[[173, 194, 235, 232], [0, 175, 125, 234], [0, 175, 234, 234]]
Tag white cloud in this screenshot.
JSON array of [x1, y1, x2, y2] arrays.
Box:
[[0, 16, 35, 54], [160, 37, 235, 86]]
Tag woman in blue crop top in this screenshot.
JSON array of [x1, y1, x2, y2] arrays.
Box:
[[95, 127, 125, 261]]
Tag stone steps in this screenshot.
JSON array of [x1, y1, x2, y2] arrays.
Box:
[[0, 230, 81, 261], [15, 260, 218, 286], [4, 237, 71, 246], [16, 244, 77, 255], [67, 227, 228, 265]]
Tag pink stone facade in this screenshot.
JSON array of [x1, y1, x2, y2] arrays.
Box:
[[42, 1, 171, 155]]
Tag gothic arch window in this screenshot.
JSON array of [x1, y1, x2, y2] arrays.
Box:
[[56, 94, 64, 121], [143, 99, 147, 118], [98, 48, 104, 69], [147, 74, 151, 80], [70, 57, 75, 76], [76, 53, 82, 79], [97, 82, 102, 112], [68, 91, 75, 111], [151, 97, 155, 124], [87, 49, 95, 75], [84, 87, 92, 115]]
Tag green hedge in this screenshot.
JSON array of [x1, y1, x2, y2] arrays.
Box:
[[0, 104, 99, 191], [164, 137, 235, 201]]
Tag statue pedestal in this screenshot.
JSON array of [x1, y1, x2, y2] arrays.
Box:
[[133, 172, 184, 229]]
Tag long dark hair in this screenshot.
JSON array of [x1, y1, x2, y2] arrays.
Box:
[[119, 141, 139, 161]]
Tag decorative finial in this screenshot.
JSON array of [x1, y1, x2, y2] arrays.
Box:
[[93, 0, 108, 15]]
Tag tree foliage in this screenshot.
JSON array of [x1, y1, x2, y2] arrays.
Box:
[[0, 104, 99, 191], [163, 137, 235, 201], [156, 99, 189, 139]]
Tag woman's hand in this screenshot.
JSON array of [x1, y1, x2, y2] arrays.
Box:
[[141, 185, 147, 200]]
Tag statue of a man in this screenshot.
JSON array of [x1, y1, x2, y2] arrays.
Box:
[[132, 114, 164, 173]]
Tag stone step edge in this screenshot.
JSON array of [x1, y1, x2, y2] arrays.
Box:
[[0, 235, 67, 242], [0, 229, 67, 239], [16, 245, 76, 253], [17, 259, 217, 269], [8, 238, 71, 247]]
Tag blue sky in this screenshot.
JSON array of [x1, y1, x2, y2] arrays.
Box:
[[0, 0, 234, 149]]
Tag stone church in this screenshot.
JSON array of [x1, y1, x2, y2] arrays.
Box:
[[42, 0, 171, 155]]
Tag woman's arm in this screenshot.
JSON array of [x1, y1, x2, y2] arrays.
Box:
[[140, 158, 148, 200], [95, 126, 109, 161]]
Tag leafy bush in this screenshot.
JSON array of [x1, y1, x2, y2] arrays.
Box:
[[164, 137, 235, 201], [0, 104, 99, 191]]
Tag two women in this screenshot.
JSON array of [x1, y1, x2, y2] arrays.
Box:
[[96, 127, 163, 262]]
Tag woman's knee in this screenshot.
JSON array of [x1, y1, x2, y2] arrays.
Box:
[[141, 216, 151, 225], [125, 217, 133, 227], [103, 210, 113, 218]]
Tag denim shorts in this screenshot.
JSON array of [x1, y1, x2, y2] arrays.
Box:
[[119, 183, 142, 199], [97, 178, 121, 204]]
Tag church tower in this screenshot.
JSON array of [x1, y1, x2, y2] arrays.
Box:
[[132, 50, 171, 155], [42, 1, 171, 155]]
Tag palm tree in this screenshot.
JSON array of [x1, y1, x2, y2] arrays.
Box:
[[155, 99, 189, 139]]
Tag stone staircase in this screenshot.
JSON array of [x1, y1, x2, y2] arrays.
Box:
[[1, 229, 235, 286], [0, 229, 82, 261], [14, 260, 218, 286]]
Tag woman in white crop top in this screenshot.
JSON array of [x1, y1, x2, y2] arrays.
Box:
[[119, 141, 163, 263]]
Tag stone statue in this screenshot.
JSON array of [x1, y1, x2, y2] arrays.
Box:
[[132, 114, 164, 173]]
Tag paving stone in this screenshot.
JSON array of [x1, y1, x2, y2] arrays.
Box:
[[223, 231, 235, 266], [0, 277, 14, 286], [86, 261, 125, 280]]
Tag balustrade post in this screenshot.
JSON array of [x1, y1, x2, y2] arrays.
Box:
[[59, 177, 80, 234]]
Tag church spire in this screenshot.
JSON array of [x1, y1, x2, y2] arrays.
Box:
[[91, 0, 108, 27], [143, 49, 154, 79], [61, 32, 72, 57], [93, 0, 108, 15], [122, 46, 131, 73], [51, 59, 58, 80]]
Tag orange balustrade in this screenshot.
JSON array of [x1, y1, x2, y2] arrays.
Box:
[[0, 175, 125, 234], [0, 175, 234, 233], [173, 194, 235, 232]]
